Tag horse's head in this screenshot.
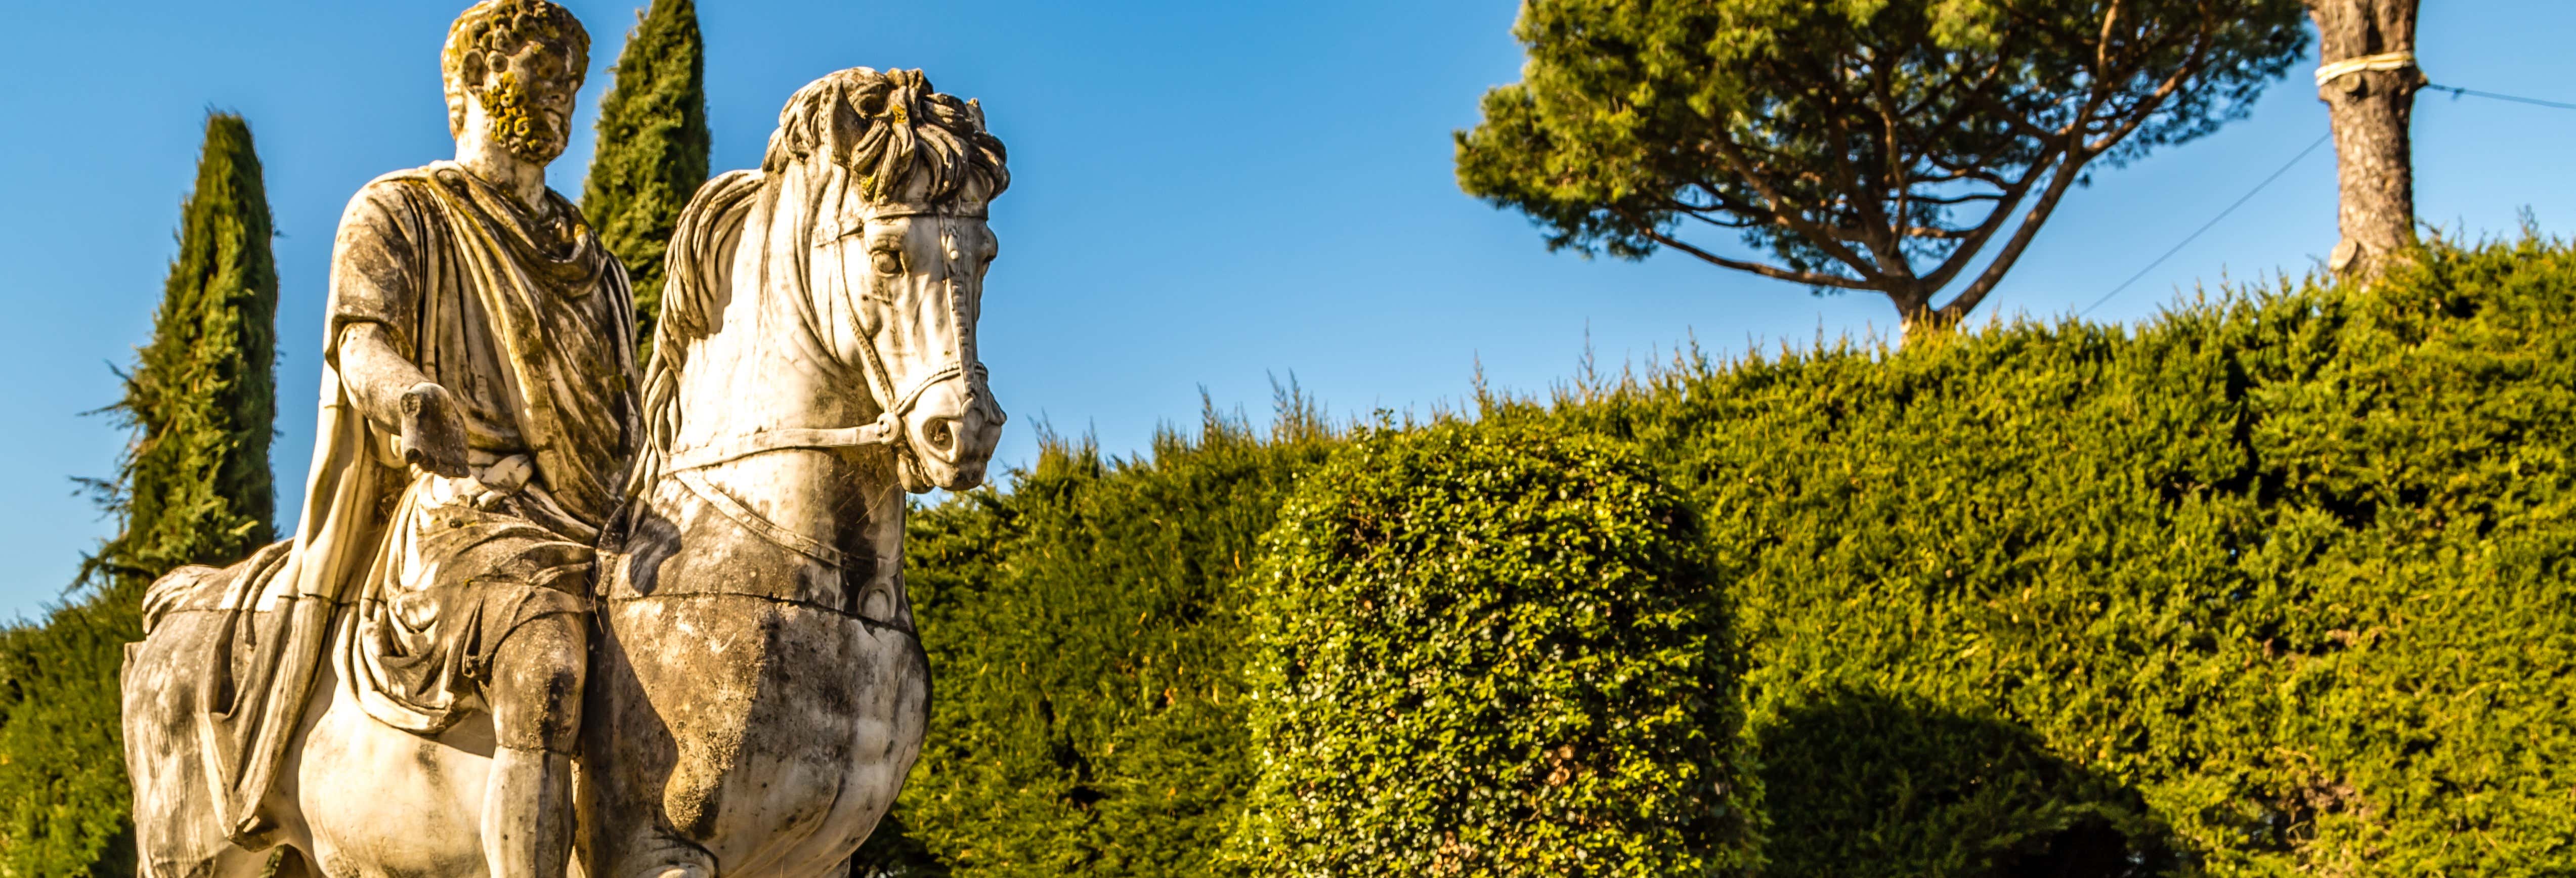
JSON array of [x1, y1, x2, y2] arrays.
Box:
[[767, 68, 1010, 492]]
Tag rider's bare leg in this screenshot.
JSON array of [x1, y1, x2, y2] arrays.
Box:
[[484, 612, 587, 878]]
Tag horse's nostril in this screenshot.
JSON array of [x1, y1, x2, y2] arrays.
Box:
[[927, 419, 954, 452]]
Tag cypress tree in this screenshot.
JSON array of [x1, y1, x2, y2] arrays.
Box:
[[581, 0, 710, 358], [0, 112, 279, 876], [87, 112, 280, 589]]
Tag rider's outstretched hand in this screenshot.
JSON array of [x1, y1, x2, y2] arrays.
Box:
[[399, 382, 471, 478]]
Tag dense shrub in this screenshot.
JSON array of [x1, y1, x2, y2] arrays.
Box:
[[0, 602, 144, 878], [1231, 422, 1754, 876], [1518, 236, 2576, 873], [883, 238, 2576, 875], [866, 405, 1335, 877]]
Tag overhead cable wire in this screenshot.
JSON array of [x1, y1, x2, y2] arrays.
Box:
[[2425, 82, 2576, 112], [2079, 79, 2576, 319], [2080, 134, 2331, 317]]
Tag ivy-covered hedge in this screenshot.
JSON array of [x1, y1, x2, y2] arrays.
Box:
[[872, 238, 2576, 875], [1232, 423, 1753, 875]]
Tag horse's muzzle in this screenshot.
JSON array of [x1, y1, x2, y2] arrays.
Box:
[[901, 377, 1005, 492]]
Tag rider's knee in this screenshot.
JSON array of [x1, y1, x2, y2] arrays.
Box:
[[489, 612, 586, 752]]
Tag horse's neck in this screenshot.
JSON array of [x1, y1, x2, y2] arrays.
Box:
[[670, 301, 863, 448], [664, 222, 905, 596], [670, 200, 864, 449]]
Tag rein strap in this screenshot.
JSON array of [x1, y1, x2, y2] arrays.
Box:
[[666, 415, 904, 473]]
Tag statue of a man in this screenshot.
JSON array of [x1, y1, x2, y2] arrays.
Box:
[[325, 1, 630, 872], [158, 2, 632, 874]]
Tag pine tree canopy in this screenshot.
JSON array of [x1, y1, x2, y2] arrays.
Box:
[[581, 0, 711, 359], [1, 111, 279, 877], [1455, 0, 2310, 338]]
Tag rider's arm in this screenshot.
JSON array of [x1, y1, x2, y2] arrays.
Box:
[[338, 322, 470, 477], [325, 181, 468, 477]]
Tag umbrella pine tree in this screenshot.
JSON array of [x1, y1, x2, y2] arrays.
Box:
[[1456, 0, 2310, 340], [2305, 0, 2422, 280]]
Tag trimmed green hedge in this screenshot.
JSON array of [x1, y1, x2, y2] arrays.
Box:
[[866, 411, 1333, 877], [870, 238, 2576, 875], [0, 601, 143, 877], [1232, 423, 1753, 875], [1519, 237, 2576, 873]]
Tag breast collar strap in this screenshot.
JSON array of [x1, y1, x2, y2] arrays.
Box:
[[671, 468, 849, 568]]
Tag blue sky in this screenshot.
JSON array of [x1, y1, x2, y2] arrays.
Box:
[[5, 1, 2573, 620]]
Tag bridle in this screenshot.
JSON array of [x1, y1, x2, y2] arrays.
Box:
[[663, 201, 989, 475]]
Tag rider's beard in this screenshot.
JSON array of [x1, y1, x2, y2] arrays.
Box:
[[478, 73, 565, 165]]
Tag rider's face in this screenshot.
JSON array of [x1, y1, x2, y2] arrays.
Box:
[[469, 40, 579, 165]]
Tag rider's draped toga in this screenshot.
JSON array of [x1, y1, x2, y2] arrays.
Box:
[[142, 160, 637, 838]]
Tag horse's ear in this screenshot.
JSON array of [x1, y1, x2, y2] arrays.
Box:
[[766, 74, 867, 173], [766, 86, 823, 172], [823, 81, 869, 167]]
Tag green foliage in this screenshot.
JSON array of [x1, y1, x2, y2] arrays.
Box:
[[1455, 0, 2308, 330], [0, 603, 143, 878], [0, 113, 278, 878], [890, 238, 2576, 874], [580, 0, 709, 357], [848, 809, 952, 878], [882, 401, 1336, 877], [85, 114, 280, 589], [1748, 691, 2176, 876], [1232, 423, 1754, 876], [1509, 236, 2576, 873]]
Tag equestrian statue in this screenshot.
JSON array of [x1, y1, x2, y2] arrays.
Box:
[[118, 3, 1010, 875]]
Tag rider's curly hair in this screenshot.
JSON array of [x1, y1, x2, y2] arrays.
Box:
[[764, 67, 1011, 205], [440, 0, 590, 137]]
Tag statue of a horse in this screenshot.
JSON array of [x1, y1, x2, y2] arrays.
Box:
[[119, 67, 1006, 877], [580, 65, 1006, 877]]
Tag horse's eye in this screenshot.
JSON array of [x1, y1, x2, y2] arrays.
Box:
[[871, 250, 904, 276]]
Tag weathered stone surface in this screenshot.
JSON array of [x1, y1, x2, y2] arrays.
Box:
[[120, 4, 1011, 876], [582, 64, 1007, 878]]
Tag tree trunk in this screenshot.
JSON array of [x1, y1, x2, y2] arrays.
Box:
[[2306, 0, 2422, 281], [1888, 286, 1937, 344]]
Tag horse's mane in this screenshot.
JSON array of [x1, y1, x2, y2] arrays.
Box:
[[632, 67, 1009, 494], [761, 67, 1009, 201]]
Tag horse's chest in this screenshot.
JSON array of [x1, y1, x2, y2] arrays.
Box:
[[592, 596, 931, 871], [588, 482, 929, 872]]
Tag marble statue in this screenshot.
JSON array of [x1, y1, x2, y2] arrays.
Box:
[[118, 1, 1009, 874], [579, 64, 1006, 877]]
